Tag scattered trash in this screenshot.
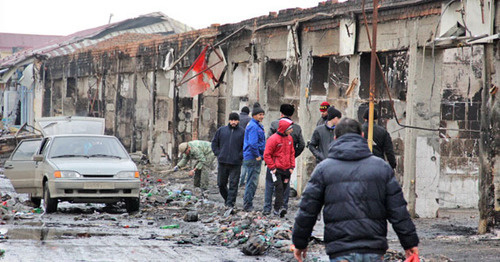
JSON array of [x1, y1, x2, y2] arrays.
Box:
[[241, 235, 268, 256], [183, 211, 198, 222], [160, 224, 180, 229]]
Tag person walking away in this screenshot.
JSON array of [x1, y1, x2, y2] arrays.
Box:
[[264, 103, 304, 215], [263, 118, 295, 217], [242, 103, 266, 212], [293, 118, 419, 262], [211, 112, 245, 208], [174, 140, 215, 190], [238, 106, 252, 187], [316, 101, 330, 126], [239, 106, 252, 128], [308, 107, 341, 164], [362, 109, 397, 169]]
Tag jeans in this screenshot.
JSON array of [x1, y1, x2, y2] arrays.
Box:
[[330, 253, 383, 262], [239, 164, 248, 186], [217, 163, 241, 207], [242, 159, 262, 211], [263, 168, 291, 213]]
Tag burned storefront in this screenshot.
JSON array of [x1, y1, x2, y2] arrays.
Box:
[[1, 0, 499, 231]]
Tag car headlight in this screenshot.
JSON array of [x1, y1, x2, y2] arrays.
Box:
[[54, 171, 81, 178], [116, 171, 139, 179]]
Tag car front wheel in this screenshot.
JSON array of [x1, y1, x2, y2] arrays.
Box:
[[43, 181, 58, 213], [125, 197, 139, 213]]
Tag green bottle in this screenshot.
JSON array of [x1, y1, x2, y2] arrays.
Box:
[[160, 224, 179, 229]]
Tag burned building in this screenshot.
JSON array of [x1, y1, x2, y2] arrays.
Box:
[[1, 0, 499, 231]]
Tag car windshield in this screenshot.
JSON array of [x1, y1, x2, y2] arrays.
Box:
[[48, 136, 129, 159]]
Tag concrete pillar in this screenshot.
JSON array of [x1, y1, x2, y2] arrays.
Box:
[[404, 44, 443, 218]]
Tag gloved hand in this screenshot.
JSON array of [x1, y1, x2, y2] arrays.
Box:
[[173, 166, 179, 172]]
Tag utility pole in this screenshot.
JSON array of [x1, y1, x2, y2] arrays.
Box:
[[367, 0, 379, 151]]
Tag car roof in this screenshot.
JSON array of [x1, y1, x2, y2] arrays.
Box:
[[45, 134, 117, 139]]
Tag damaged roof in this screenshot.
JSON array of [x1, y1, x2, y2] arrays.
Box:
[[0, 12, 194, 69]]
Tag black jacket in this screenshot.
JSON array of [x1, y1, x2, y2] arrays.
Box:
[[268, 117, 305, 157], [362, 122, 397, 168], [293, 134, 418, 258], [316, 116, 327, 126], [308, 124, 335, 163], [211, 124, 245, 165], [239, 112, 251, 129]]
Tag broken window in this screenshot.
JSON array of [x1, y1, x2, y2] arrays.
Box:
[[265, 60, 285, 111], [283, 65, 299, 98], [328, 56, 350, 99], [66, 77, 76, 98], [359, 51, 408, 101], [310, 57, 329, 96]]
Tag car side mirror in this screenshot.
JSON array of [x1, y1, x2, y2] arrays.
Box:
[[33, 154, 44, 162]]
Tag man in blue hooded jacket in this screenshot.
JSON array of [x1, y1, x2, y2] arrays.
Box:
[[242, 103, 266, 212], [293, 118, 419, 262]]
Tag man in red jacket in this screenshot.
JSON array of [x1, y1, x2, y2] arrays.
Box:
[[263, 118, 295, 217]]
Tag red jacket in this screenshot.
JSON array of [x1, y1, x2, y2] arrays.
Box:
[[264, 119, 295, 170]]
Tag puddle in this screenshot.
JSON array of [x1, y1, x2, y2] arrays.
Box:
[[1, 227, 122, 241]]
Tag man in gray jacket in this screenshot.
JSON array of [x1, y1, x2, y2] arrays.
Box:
[[308, 107, 341, 164]]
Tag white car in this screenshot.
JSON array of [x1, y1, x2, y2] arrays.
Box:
[[3, 117, 140, 213]]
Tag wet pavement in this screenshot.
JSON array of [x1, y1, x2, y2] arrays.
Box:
[[0, 164, 499, 262]]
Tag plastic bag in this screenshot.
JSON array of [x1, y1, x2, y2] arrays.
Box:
[[404, 254, 420, 262]]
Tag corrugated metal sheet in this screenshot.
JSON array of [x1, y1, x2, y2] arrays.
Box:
[[0, 12, 193, 69]]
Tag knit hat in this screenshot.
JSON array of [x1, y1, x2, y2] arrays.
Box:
[[229, 112, 240, 121], [241, 106, 250, 114], [363, 108, 378, 120], [319, 101, 330, 112], [252, 102, 265, 116], [327, 107, 342, 121], [280, 104, 295, 117]]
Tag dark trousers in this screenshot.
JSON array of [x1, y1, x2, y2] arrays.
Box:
[[273, 169, 290, 211], [264, 168, 291, 212], [217, 163, 241, 207]]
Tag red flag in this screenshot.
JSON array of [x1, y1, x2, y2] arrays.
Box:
[[184, 46, 216, 97]]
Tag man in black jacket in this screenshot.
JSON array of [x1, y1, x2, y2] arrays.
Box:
[[308, 106, 341, 163], [211, 112, 245, 208], [239, 106, 252, 129], [293, 118, 419, 262], [263, 104, 305, 215], [362, 109, 397, 169]]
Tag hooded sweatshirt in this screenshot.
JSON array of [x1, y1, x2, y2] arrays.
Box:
[[264, 119, 295, 171]]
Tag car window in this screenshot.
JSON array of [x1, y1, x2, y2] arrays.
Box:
[[48, 136, 129, 159], [38, 138, 51, 155], [11, 140, 42, 161]]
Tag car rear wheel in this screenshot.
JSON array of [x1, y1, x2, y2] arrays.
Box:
[[125, 197, 139, 213], [43, 181, 58, 213]]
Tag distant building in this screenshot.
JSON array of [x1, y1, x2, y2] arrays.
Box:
[[0, 33, 62, 59]]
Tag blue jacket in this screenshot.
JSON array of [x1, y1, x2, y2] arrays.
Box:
[[211, 124, 245, 165], [293, 133, 418, 258], [243, 118, 266, 160]]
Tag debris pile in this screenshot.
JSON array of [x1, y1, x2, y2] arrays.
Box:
[[0, 194, 42, 221]]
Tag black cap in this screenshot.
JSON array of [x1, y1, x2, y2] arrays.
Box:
[[252, 102, 265, 116], [363, 109, 378, 120], [229, 112, 240, 121], [241, 106, 250, 114], [280, 104, 295, 117], [327, 107, 342, 121]]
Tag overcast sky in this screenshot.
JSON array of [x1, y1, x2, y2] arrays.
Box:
[[0, 0, 346, 36]]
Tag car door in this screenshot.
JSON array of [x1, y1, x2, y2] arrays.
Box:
[[3, 139, 42, 194]]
